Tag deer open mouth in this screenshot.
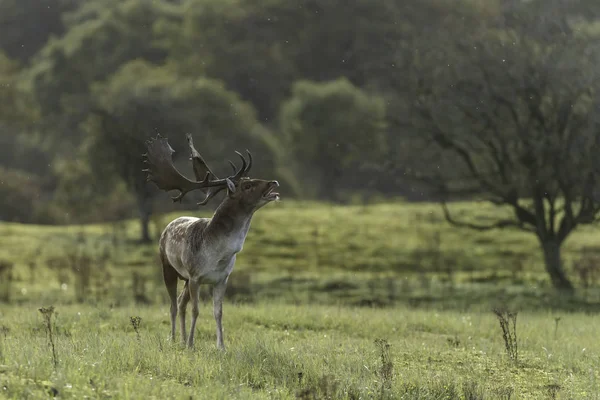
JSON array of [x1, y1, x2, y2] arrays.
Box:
[[263, 182, 280, 201]]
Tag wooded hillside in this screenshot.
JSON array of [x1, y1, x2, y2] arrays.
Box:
[[2, 1, 600, 256]]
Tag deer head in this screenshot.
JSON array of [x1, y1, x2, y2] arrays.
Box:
[[142, 134, 279, 210]]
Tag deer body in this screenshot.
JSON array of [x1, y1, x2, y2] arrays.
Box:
[[160, 213, 250, 284], [144, 134, 279, 350]]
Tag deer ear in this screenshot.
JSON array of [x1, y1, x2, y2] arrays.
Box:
[[226, 178, 236, 194]]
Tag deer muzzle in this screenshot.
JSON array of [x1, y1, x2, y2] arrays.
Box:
[[263, 181, 280, 201]]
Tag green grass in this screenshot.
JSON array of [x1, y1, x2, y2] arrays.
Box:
[[2, 200, 600, 398], [1, 200, 600, 310], [1, 303, 599, 399]]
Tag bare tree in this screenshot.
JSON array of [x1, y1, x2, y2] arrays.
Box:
[[408, 21, 600, 291]]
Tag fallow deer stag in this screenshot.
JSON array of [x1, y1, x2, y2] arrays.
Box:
[[142, 133, 279, 350]]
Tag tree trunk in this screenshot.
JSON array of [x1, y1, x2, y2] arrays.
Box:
[[541, 239, 574, 292], [140, 212, 151, 243], [137, 195, 152, 244], [319, 164, 343, 201]]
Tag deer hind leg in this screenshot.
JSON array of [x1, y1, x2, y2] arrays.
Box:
[[161, 257, 179, 342], [178, 280, 190, 344], [213, 278, 228, 351], [186, 280, 201, 349]]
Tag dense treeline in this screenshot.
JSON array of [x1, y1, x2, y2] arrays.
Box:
[[2, 0, 600, 288], [0, 0, 427, 226]]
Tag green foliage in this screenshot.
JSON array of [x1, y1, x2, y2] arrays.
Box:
[[169, 0, 297, 119], [94, 59, 273, 164], [0, 167, 44, 223], [280, 78, 387, 198], [0, 52, 38, 124], [83, 60, 282, 237], [0, 0, 77, 62], [23, 0, 178, 128], [2, 0, 600, 291], [0, 52, 22, 120], [51, 158, 110, 223], [171, 0, 409, 120], [88, 59, 277, 189], [407, 6, 600, 290], [0, 52, 47, 180]]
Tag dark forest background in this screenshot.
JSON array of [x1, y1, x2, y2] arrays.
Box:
[[3, 1, 600, 291]]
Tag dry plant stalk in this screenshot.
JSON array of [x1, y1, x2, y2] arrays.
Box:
[[38, 306, 58, 368], [130, 316, 142, 342], [0, 260, 14, 302], [374, 338, 394, 394], [492, 308, 518, 364]]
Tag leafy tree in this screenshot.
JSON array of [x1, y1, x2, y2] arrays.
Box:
[[0, 0, 78, 62], [22, 0, 180, 151], [0, 52, 48, 177], [86, 60, 274, 242], [169, 0, 407, 122], [371, 0, 503, 199], [408, 13, 600, 291], [0, 167, 43, 223], [51, 158, 107, 223], [280, 78, 387, 199], [0, 53, 30, 122]]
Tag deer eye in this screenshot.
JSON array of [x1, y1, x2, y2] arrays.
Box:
[[242, 182, 252, 191]]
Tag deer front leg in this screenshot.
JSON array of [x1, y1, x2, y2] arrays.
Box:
[[186, 280, 201, 349], [177, 281, 190, 345], [213, 278, 229, 351]]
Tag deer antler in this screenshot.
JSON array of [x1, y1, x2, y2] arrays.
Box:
[[228, 150, 253, 179], [186, 133, 229, 204], [143, 134, 231, 203], [196, 149, 253, 206], [143, 134, 254, 205], [186, 133, 218, 183]]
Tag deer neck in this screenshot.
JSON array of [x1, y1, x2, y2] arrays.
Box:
[[208, 198, 254, 241]]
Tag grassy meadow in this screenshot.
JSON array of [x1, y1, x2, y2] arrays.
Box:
[[2, 200, 600, 398]]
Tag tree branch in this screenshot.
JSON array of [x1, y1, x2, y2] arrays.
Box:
[[441, 201, 534, 232], [416, 101, 507, 199]]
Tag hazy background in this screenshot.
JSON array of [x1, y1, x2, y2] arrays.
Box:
[[3, 0, 600, 294]]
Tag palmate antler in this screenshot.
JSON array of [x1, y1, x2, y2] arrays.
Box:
[[185, 134, 253, 205], [142, 134, 252, 205]]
